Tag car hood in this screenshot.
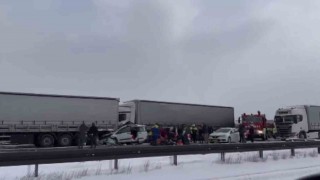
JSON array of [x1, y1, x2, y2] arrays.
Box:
[[210, 132, 228, 136]]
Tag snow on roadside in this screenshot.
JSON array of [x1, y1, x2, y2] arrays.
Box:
[[0, 148, 319, 180]]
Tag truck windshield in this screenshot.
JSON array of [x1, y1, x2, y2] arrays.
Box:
[[243, 116, 263, 123], [276, 115, 302, 123], [275, 116, 283, 123], [119, 114, 127, 121]]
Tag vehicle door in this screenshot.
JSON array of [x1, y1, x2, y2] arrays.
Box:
[[231, 128, 240, 142], [137, 126, 148, 142], [115, 126, 132, 143]]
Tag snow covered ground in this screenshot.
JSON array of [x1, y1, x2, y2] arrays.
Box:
[[1, 148, 320, 180]]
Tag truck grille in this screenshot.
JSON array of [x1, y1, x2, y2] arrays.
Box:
[[276, 123, 294, 137]]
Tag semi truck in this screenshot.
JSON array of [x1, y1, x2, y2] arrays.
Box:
[[118, 100, 235, 128], [275, 105, 320, 139], [0, 92, 119, 147]]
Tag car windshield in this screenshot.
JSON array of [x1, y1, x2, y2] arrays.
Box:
[[215, 128, 231, 133]]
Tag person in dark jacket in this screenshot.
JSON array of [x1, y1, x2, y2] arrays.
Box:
[[202, 123, 209, 143], [78, 122, 88, 149], [88, 123, 99, 149], [198, 126, 204, 144], [248, 124, 255, 143], [131, 127, 138, 141], [190, 124, 198, 143], [208, 126, 214, 134], [177, 126, 184, 145], [238, 123, 246, 143]]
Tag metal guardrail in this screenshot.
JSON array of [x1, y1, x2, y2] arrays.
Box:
[[1, 141, 320, 177]]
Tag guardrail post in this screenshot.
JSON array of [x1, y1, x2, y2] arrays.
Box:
[[318, 147, 320, 154], [34, 164, 39, 177], [173, 155, 178, 166], [291, 148, 295, 156], [259, 150, 263, 158], [114, 159, 118, 170], [221, 152, 225, 162]]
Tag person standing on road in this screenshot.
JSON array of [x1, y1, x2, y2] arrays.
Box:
[[88, 123, 99, 149], [238, 123, 245, 143], [202, 123, 209, 143], [131, 127, 138, 141], [78, 122, 88, 149], [249, 123, 255, 143], [190, 124, 198, 143], [198, 126, 204, 144], [177, 126, 184, 145], [151, 124, 160, 145]]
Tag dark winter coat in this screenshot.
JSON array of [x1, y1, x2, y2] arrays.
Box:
[[238, 124, 245, 134], [79, 123, 88, 137], [88, 125, 98, 137], [249, 126, 254, 135]]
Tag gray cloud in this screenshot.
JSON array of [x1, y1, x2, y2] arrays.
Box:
[[1, 0, 320, 118]]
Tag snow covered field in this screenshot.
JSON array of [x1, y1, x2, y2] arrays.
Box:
[[1, 148, 320, 180]]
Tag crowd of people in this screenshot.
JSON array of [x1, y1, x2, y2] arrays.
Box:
[[147, 123, 215, 146], [78, 122, 99, 149], [79, 122, 272, 148]]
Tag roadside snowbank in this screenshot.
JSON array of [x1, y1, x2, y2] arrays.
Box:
[[1, 148, 319, 180]]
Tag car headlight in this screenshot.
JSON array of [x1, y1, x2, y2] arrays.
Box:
[[257, 130, 263, 134]]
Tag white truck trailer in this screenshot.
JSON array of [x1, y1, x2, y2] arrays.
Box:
[[0, 92, 119, 147], [119, 100, 235, 128], [275, 105, 320, 139]]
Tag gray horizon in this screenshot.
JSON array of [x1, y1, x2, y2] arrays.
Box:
[[1, 0, 320, 119]]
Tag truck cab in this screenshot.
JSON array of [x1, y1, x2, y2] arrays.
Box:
[[119, 102, 136, 125], [274, 106, 308, 139], [240, 111, 267, 140]]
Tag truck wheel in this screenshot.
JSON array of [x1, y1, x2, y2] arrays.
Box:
[[58, 134, 72, 147], [39, 134, 54, 147]]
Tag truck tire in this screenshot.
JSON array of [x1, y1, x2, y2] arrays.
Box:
[[58, 134, 72, 147], [39, 134, 54, 147]]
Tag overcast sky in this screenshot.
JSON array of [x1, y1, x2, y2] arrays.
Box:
[[1, 0, 320, 118]]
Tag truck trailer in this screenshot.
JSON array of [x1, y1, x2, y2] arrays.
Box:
[[119, 100, 235, 128], [275, 105, 320, 139], [0, 92, 119, 147]]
